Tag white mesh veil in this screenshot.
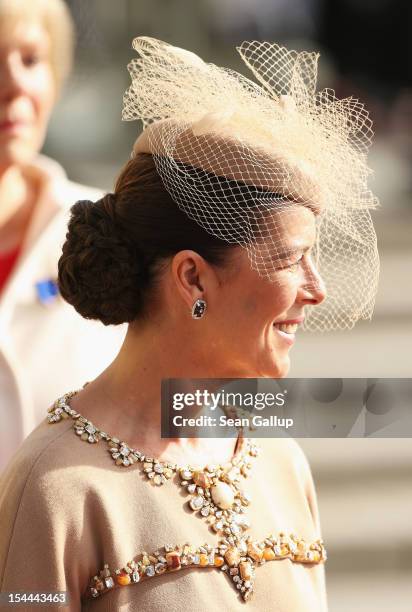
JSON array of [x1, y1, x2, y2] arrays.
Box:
[[122, 37, 379, 331]]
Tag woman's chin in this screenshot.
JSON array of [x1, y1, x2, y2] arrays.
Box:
[[250, 356, 290, 379], [267, 356, 290, 378]]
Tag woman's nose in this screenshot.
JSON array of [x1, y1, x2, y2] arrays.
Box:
[[298, 260, 327, 305], [0, 56, 25, 102]]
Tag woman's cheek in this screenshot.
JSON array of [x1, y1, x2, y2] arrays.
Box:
[[32, 67, 55, 119]]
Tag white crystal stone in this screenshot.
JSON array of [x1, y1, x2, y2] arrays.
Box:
[[132, 571, 140, 583], [226, 467, 240, 482], [190, 495, 204, 510], [181, 469, 193, 480], [104, 577, 114, 589], [235, 515, 250, 529], [239, 540, 248, 554], [211, 482, 235, 510]]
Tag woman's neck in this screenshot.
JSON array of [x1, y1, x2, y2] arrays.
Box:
[[70, 321, 241, 467], [0, 165, 36, 254]]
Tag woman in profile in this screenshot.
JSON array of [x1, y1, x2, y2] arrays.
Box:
[[0, 38, 379, 611], [0, 0, 124, 472]]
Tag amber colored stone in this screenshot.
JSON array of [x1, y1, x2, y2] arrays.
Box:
[[224, 547, 241, 567], [193, 471, 211, 489], [116, 573, 131, 586], [247, 542, 263, 562], [214, 556, 224, 567], [311, 551, 321, 562], [239, 561, 253, 581], [165, 552, 181, 571], [199, 553, 209, 566], [263, 547, 276, 561], [95, 579, 105, 591]]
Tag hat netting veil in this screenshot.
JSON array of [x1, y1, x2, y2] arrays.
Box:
[[122, 37, 379, 331]]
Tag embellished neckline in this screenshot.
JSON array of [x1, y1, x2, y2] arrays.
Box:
[[48, 391, 327, 603], [47, 389, 253, 478], [48, 391, 259, 541]]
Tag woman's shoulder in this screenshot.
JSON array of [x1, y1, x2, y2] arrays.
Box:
[[255, 437, 315, 496], [33, 154, 103, 205], [257, 436, 311, 471], [0, 415, 111, 509], [0, 415, 109, 601], [256, 437, 322, 534]]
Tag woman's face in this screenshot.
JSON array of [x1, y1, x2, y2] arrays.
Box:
[[203, 205, 326, 378], [0, 20, 55, 171]]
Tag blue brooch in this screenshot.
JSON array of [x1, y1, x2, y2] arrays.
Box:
[[35, 278, 59, 305]]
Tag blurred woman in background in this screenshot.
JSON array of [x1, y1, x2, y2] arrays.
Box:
[[0, 0, 124, 472]]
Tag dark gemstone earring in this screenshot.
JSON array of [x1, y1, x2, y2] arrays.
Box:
[[191, 298, 207, 319]]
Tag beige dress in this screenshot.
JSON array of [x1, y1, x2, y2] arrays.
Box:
[[0, 407, 327, 612]]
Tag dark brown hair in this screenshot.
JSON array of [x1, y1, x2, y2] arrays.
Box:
[[58, 154, 237, 325]]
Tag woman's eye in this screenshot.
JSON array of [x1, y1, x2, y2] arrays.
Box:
[[284, 254, 304, 271]]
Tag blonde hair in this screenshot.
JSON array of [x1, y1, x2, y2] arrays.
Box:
[[0, 0, 75, 91]]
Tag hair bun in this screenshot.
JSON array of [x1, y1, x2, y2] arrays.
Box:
[[58, 195, 146, 325]]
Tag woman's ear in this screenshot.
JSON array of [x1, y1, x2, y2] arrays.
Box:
[[171, 250, 215, 310]]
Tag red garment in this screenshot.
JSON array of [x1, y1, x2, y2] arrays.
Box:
[[0, 247, 20, 293]]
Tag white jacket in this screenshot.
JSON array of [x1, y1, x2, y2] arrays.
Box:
[[0, 157, 126, 472]]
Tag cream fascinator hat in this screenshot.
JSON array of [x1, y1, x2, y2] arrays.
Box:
[[123, 37, 379, 331]]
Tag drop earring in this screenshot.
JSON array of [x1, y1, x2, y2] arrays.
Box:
[[191, 298, 207, 319]]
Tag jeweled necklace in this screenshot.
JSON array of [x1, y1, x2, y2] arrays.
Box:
[[47, 391, 326, 602]]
